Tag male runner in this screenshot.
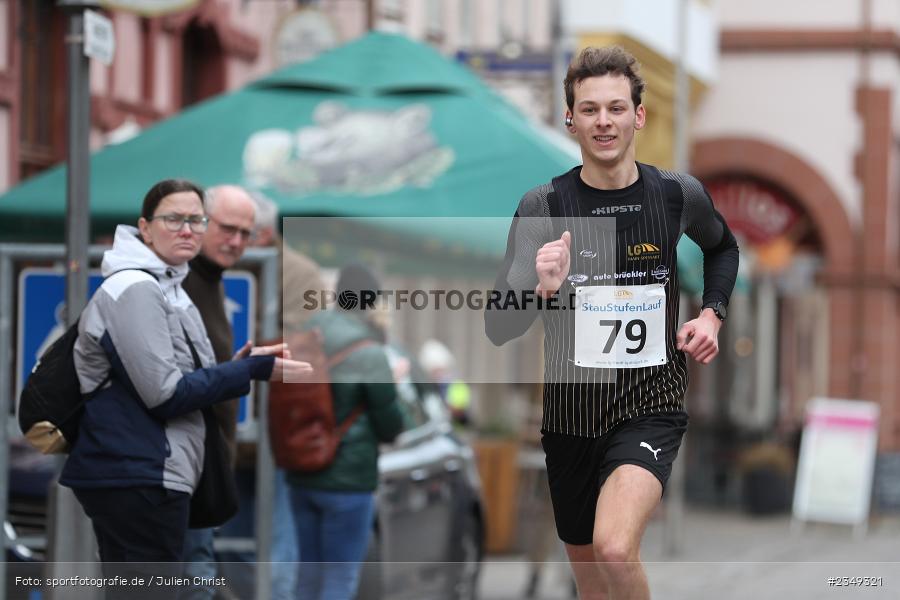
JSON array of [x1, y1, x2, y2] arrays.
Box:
[[485, 46, 739, 600]]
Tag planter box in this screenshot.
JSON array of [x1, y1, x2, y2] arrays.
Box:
[[473, 438, 521, 553]]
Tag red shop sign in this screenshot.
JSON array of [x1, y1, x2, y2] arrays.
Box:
[[705, 179, 801, 245]]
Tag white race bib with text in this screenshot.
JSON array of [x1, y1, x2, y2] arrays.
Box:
[[574, 284, 667, 368]]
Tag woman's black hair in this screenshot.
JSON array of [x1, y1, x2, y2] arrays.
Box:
[[141, 178, 205, 220]]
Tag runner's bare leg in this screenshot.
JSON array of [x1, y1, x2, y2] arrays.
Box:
[[593, 464, 661, 600]]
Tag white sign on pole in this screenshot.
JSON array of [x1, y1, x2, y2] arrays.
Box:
[[84, 10, 115, 66], [793, 397, 880, 527]]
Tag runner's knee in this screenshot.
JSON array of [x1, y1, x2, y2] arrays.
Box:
[[593, 536, 639, 565]]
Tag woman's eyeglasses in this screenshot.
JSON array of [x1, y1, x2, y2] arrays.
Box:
[[150, 213, 209, 233]]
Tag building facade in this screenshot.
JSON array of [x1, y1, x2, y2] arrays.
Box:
[[696, 0, 899, 452], [0, 0, 566, 191]]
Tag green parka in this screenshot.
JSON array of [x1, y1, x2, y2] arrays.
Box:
[[286, 309, 405, 491]]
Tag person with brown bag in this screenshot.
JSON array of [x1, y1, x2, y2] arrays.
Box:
[[284, 263, 406, 600]]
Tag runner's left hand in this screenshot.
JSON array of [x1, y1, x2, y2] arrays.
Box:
[[676, 310, 721, 364]]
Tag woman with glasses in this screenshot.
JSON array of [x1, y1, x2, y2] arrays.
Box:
[[60, 179, 311, 593]]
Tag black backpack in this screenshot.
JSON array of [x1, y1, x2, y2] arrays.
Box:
[[18, 320, 110, 454], [18, 268, 154, 454]]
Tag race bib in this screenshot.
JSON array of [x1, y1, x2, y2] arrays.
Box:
[[574, 284, 667, 368]]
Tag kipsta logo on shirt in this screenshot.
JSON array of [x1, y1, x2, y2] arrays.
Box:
[[591, 205, 642, 215], [627, 243, 661, 262]]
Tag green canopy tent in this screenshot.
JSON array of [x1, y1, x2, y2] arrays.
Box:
[[0, 32, 712, 289]]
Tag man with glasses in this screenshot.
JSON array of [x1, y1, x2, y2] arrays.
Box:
[[180, 184, 258, 600]]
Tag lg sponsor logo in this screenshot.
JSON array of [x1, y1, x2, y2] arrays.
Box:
[[626, 243, 661, 261]]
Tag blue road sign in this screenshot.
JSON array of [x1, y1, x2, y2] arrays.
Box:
[[16, 268, 256, 427]]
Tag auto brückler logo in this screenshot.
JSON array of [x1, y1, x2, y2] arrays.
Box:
[[626, 242, 661, 262]]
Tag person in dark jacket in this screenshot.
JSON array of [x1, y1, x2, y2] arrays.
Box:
[[63, 179, 311, 595], [287, 264, 405, 600], [180, 184, 258, 600]]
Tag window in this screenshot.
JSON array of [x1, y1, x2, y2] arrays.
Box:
[[180, 20, 225, 108], [19, 1, 66, 179]]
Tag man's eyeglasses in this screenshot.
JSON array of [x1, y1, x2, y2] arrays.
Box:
[[150, 213, 209, 233], [210, 216, 255, 242]]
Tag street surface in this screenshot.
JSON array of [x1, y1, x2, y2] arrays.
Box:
[[478, 508, 900, 599]]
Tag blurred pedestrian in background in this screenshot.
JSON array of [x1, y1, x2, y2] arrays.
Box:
[[180, 184, 259, 600], [251, 192, 326, 334], [251, 193, 327, 600], [61, 179, 310, 598], [419, 338, 472, 426], [287, 263, 405, 600]]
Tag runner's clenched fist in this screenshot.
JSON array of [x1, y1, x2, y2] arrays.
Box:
[[536, 231, 571, 297]]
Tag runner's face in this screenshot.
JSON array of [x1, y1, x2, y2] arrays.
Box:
[[568, 74, 645, 170]]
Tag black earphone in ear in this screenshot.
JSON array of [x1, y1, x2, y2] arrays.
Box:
[[565, 115, 573, 127]]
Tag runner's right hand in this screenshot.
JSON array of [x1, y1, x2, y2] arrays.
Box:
[[535, 231, 571, 297]]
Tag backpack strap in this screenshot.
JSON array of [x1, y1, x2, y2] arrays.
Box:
[[106, 267, 160, 282], [327, 338, 378, 434], [326, 338, 376, 369], [336, 405, 366, 437], [181, 324, 203, 370]]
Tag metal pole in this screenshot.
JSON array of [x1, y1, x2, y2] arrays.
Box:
[[253, 249, 280, 600], [673, 0, 690, 173], [551, 0, 566, 130], [365, 0, 375, 31], [663, 0, 689, 558], [63, 6, 92, 317], [46, 3, 100, 597]]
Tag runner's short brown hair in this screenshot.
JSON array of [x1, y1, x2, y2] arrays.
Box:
[[564, 46, 645, 110]]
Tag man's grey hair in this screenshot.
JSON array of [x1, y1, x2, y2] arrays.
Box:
[[250, 191, 279, 230], [203, 186, 219, 214]]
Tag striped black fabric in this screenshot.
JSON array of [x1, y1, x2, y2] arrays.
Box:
[[486, 163, 738, 437]]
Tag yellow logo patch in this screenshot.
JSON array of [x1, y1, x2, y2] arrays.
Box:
[[626, 243, 661, 261]]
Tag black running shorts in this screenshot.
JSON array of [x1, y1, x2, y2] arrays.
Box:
[[541, 411, 689, 546]]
